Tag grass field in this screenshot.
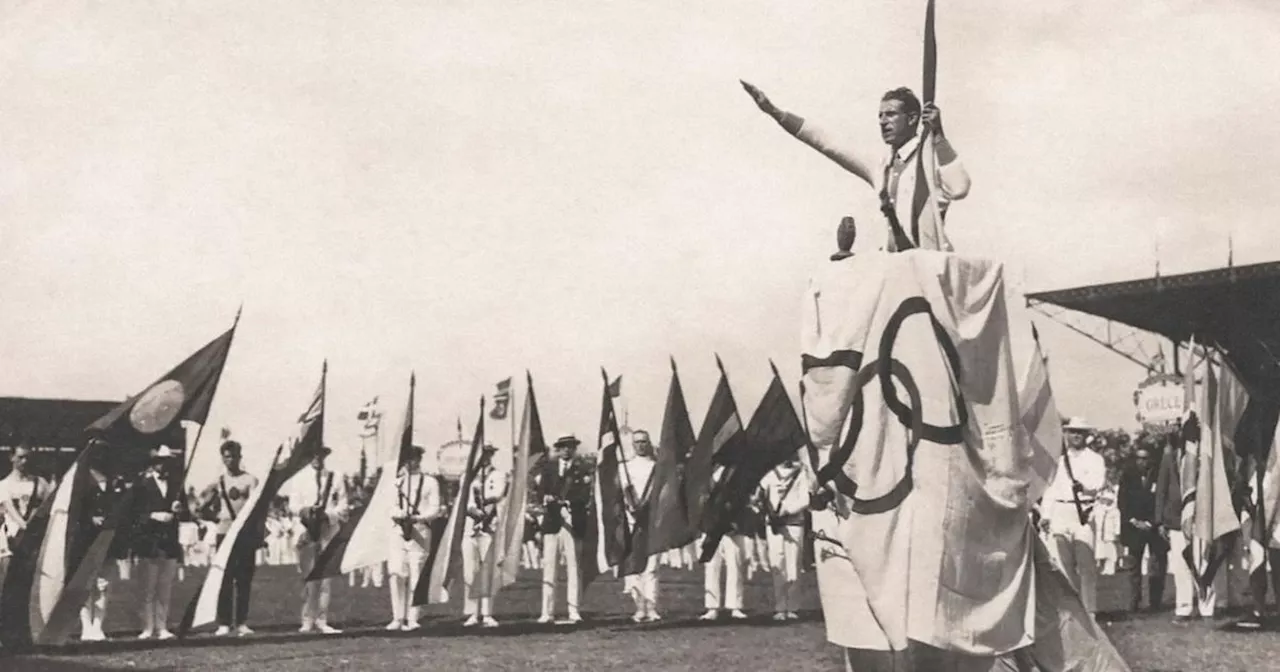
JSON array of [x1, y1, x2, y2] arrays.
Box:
[[1, 561, 1275, 671]]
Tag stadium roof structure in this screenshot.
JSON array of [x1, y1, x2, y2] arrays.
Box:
[[1026, 260, 1280, 394]]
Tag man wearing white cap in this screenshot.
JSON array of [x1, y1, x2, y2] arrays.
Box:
[[133, 445, 184, 640], [1043, 417, 1107, 616], [289, 447, 348, 634], [533, 434, 589, 623], [462, 442, 507, 627], [387, 445, 440, 632]]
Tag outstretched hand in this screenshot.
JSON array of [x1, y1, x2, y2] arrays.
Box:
[[740, 80, 779, 117]]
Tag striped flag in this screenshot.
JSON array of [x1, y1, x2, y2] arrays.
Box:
[[685, 355, 745, 534], [307, 373, 415, 581], [181, 363, 326, 635], [581, 369, 632, 587], [415, 398, 484, 606], [1021, 324, 1063, 501], [1188, 358, 1245, 590], [478, 372, 543, 595]]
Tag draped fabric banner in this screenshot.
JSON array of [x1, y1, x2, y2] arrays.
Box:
[[801, 250, 1037, 656]]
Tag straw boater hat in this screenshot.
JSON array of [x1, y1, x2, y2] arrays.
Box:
[[1062, 417, 1093, 433], [553, 435, 581, 448]]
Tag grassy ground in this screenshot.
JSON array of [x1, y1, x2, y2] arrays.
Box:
[[0, 561, 1274, 671]]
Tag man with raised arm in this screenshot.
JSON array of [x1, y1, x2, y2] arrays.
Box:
[[741, 81, 970, 252]]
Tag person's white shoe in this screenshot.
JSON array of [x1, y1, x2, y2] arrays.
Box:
[[786, 611, 799, 620], [463, 614, 479, 627], [299, 623, 315, 634], [157, 630, 176, 641], [772, 612, 787, 622], [137, 630, 154, 640], [631, 612, 645, 623], [386, 620, 403, 631], [214, 625, 232, 637], [645, 612, 662, 623], [402, 621, 421, 632], [482, 617, 499, 628], [536, 614, 553, 624], [730, 609, 747, 620], [317, 623, 342, 635], [700, 609, 718, 621], [566, 612, 583, 624], [236, 625, 254, 636], [81, 630, 103, 643]]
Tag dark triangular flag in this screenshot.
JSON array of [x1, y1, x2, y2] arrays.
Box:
[[686, 355, 745, 535], [88, 321, 238, 447], [646, 357, 698, 555]]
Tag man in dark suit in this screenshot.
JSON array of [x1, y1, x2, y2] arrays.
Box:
[[132, 444, 184, 640], [532, 435, 590, 623], [1118, 445, 1166, 612]]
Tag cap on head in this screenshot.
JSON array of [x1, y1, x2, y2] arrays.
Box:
[[220, 440, 242, 457]]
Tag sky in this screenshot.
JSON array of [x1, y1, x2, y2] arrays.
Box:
[[2, 0, 1278, 486]]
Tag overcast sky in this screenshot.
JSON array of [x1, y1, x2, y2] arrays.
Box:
[[2, 1, 1278, 485]]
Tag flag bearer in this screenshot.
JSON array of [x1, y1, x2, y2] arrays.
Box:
[[462, 443, 507, 627]]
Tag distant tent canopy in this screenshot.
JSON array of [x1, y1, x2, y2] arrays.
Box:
[[1027, 260, 1280, 459], [0, 397, 184, 479]]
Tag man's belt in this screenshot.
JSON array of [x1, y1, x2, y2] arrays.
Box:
[[1054, 498, 1095, 506]]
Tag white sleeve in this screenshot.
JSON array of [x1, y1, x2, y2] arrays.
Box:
[[794, 120, 876, 187]]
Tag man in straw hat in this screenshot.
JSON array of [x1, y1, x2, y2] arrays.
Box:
[[289, 447, 348, 634], [133, 444, 184, 640], [1042, 417, 1107, 617], [532, 434, 590, 624], [462, 442, 508, 627], [386, 445, 440, 632]]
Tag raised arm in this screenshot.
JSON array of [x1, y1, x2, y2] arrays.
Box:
[[740, 80, 875, 186], [922, 103, 970, 201]]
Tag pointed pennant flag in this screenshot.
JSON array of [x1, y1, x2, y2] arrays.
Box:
[[490, 378, 513, 420], [1021, 324, 1063, 502], [645, 357, 698, 555], [700, 361, 805, 562], [478, 372, 543, 596], [607, 375, 623, 399], [685, 355, 745, 535], [358, 397, 381, 439], [180, 363, 326, 634], [416, 398, 485, 606], [307, 373, 416, 582], [582, 369, 632, 586], [87, 323, 237, 447]]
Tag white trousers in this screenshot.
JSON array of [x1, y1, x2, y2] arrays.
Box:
[[387, 545, 426, 623], [704, 534, 747, 610], [462, 532, 495, 617], [137, 557, 177, 633], [1047, 506, 1097, 614], [625, 555, 660, 615], [1168, 530, 1224, 617], [541, 528, 580, 618], [767, 525, 803, 613], [298, 543, 334, 626]]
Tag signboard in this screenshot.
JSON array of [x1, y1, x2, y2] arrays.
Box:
[[1134, 373, 1184, 428], [437, 439, 470, 481]]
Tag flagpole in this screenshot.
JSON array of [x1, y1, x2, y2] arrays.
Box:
[[603, 368, 636, 504], [181, 306, 243, 485]]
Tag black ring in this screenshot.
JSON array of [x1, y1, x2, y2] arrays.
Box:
[[878, 297, 966, 445]]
